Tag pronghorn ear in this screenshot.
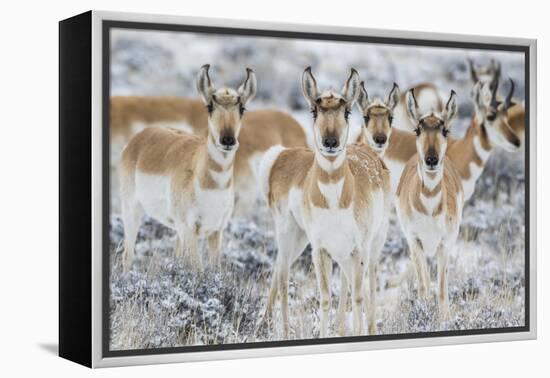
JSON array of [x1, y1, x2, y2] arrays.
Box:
[[196, 64, 215, 104], [386, 83, 400, 110], [238, 68, 257, 105], [302, 66, 320, 106], [467, 58, 478, 83], [341, 68, 360, 104], [405, 89, 420, 125], [444, 90, 458, 125], [357, 81, 370, 111]]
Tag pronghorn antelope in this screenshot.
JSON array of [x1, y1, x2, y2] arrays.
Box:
[[355, 81, 401, 155], [468, 58, 525, 141], [111, 96, 308, 215], [118, 65, 257, 271], [396, 88, 463, 319], [448, 76, 520, 200], [259, 67, 391, 338]]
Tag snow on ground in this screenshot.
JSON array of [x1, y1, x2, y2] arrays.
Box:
[[108, 29, 526, 350]]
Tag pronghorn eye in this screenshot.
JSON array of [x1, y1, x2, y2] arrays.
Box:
[[388, 114, 394, 126], [442, 128, 450, 137], [206, 103, 214, 114], [363, 115, 370, 125], [344, 109, 351, 121], [414, 128, 421, 136], [310, 107, 318, 119], [239, 105, 246, 116]]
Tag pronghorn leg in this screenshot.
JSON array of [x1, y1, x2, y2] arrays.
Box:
[[366, 223, 386, 335], [366, 258, 377, 335], [207, 231, 223, 267], [410, 240, 429, 300], [313, 248, 332, 338], [350, 251, 365, 335], [120, 199, 143, 273], [256, 252, 280, 333], [335, 270, 348, 336], [437, 244, 450, 321], [177, 225, 202, 271], [272, 216, 307, 339]]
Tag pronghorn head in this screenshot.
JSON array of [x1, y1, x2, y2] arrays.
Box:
[[302, 66, 360, 157], [468, 58, 501, 87], [406, 89, 458, 172], [472, 77, 521, 152], [196, 64, 257, 152], [357, 82, 400, 154]]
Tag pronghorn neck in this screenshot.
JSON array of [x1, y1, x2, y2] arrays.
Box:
[[416, 161, 444, 215], [313, 149, 348, 181], [464, 115, 493, 175], [310, 149, 351, 209], [417, 161, 443, 191], [200, 133, 236, 189]]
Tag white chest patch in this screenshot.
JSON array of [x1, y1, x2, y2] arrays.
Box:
[[409, 211, 446, 256], [209, 168, 233, 188], [420, 192, 442, 214], [134, 172, 173, 226], [306, 206, 359, 264], [317, 179, 345, 209], [190, 179, 234, 235]]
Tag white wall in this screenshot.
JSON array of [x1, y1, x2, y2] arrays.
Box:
[[0, 0, 545, 377]]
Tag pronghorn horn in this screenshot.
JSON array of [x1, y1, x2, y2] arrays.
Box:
[[405, 88, 420, 124], [490, 75, 500, 107], [491, 59, 502, 81], [468, 58, 478, 83], [505, 78, 515, 109]]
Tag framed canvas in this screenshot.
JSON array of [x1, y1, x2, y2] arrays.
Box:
[[59, 10, 537, 368]]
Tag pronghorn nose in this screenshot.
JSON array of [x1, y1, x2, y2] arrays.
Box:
[[323, 137, 339, 149], [221, 135, 236, 146], [425, 155, 439, 168], [374, 134, 387, 145]]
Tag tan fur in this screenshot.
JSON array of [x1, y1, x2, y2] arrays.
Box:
[[507, 103, 526, 139], [446, 118, 490, 180], [111, 96, 208, 141], [384, 128, 419, 162]]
